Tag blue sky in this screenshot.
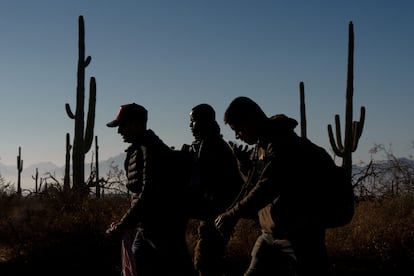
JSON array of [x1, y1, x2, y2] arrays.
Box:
[[0, 0, 413, 168]]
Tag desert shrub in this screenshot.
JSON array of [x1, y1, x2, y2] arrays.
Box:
[[0, 193, 129, 260], [326, 194, 414, 259], [1, 192, 414, 275]]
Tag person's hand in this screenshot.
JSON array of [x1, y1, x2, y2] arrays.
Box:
[[106, 221, 125, 238], [229, 141, 253, 174], [214, 211, 238, 240], [229, 141, 252, 160]]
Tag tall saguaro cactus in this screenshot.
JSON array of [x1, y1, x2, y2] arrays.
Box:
[[299, 81, 307, 138], [328, 21, 365, 173], [17, 146, 23, 195], [65, 15, 96, 193], [63, 133, 72, 193]]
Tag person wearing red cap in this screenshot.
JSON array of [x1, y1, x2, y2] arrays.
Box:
[[106, 103, 196, 276]]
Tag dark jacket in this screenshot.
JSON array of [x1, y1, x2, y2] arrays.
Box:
[[118, 129, 187, 238], [228, 115, 334, 238], [189, 135, 244, 220]]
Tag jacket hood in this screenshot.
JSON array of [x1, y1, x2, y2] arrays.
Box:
[[268, 114, 298, 133]]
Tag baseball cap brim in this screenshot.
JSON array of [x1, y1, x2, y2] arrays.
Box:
[[106, 119, 120, 128]]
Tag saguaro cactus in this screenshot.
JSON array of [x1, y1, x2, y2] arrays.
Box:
[[299, 81, 307, 138], [327, 21, 365, 173], [65, 15, 96, 193], [32, 168, 39, 193], [95, 136, 100, 198], [63, 133, 72, 192], [17, 146, 23, 195]]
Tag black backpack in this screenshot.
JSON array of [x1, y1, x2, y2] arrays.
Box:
[[301, 138, 355, 229], [320, 163, 355, 228]]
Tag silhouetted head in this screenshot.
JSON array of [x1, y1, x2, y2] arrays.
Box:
[[106, 103, 148, 128], [224, 96, 268, 145], [190, 103, 216, 123], [224, 97, 298, 145], [107, 103, 148, 144], [190, 103, 220, 140]]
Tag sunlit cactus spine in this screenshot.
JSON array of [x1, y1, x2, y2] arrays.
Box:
[[65, 15, 96, 194], [327, 21, 365, 173], [17, 146, 23, 195]]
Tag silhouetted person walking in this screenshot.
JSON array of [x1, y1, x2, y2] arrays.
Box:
[[182, 103, 243, 276], [215, 96, 332, 276], [106, 103, 196, 276]]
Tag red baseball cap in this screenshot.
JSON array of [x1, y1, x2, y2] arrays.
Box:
[[106, 103, 148, 127]]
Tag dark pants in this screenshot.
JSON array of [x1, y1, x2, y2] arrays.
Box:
[[193, 220, 227, 276], [245, 231, 297, 276], [132, 227, 196, 276], [245, 229, 330, 276]]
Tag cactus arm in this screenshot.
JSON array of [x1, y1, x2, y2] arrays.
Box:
[[334, 114, 344, 151], [84, 77, 96, 153], [328, 113, 346, 157], [84, 56, 91, 67], [65, 103, 75, 119], [32, 168, 38, 180], [355, 106, 365, 140], [329, 108, 365, 160], [327, 123, 343, 157], [352, 106, 365, 151], [352, 122, 359, 152]]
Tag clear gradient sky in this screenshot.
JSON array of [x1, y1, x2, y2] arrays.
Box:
[[0, 0, 413, 168]]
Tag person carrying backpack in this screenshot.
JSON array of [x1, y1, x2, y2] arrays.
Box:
[[181, 103, 244, 276], [105, 103, 196, 276], [215, 96, 335, 276]]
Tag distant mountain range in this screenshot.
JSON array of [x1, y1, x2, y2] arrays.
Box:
[[0, 153, 126, 191]]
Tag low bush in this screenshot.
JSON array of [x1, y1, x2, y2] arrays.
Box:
[[0, 193, 413, 275]]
